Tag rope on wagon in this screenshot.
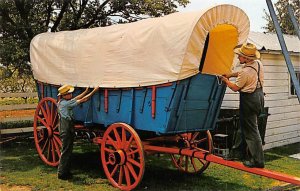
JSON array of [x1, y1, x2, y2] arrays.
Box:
[[216, 75, 223, 85]]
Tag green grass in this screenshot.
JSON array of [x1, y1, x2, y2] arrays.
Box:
[[0, 139, 299, 191], [0, 120, 33, 129], [0, 97, 38, 105]]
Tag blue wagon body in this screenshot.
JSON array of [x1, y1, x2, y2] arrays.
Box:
[[37, 73, 226, 135]]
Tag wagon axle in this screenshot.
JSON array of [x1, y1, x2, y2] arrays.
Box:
[[75, 130, 98, 142]]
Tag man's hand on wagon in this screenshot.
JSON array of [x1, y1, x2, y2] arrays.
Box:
[[220, 75, 229, 83], [220, 75, 241, 92]]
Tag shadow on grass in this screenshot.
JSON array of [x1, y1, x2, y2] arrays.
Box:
[[138, 166, 248, 191], [0, 139, 44, 172], [264, 142, 300, 163]]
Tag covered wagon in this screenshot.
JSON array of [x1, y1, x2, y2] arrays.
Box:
[[30, 4, 300, 190]]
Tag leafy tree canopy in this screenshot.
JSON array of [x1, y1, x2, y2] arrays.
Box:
[[263, 0, 299, 35], [0, 0, 189, 77]]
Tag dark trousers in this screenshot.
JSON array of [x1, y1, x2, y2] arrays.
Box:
[[57, 117, 74, 175], [232, 88, 265, 164]]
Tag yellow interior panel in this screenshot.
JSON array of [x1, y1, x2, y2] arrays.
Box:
[[202, 24, 238, 75]]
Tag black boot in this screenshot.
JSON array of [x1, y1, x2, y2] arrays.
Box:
[[58, 172, 73, 180], [243, 160, 264, 168], [224, 151, 244, 161]]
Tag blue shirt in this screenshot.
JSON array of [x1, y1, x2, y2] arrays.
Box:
[[58, 98, 79, 120]]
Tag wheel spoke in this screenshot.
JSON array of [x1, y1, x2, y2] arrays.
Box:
[[36, 115, 49, 129], [110, 164, 119, 177], [118, 165, 124, 185], [107, 135, 119, 150], [127, 148, 139, 156], [47, 139, 51, 160], [185, 156, 188, 171], [124, 135, 134, 151], [127, 158, 141, 168], [52, 138, 61, 156], [45, 101, 51, 125], [122, 126, 126, 145], [104, 147, 115, 153], [194, 137, 207, 144], [41, 138, 49, 153], [126, 162, 138, 181], [191, 132, 200, 142], [191, 157, 198, 172], [50, 102, 54, 125], [52, 111, 58, 128], [124, 165, 131, 186], [113, 128, 122, 148], [51, 141, 56, 162], [38, 137, 44, 143], [177, 155, 184, 166], [52, 111, 58, 129], [53, 135, 62, 147], [198, 158, 205, 166], [53, 123, 59, 131], [40, 104, 49, 125]]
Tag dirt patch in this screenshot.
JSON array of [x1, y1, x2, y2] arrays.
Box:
[[0, 110, 35, 119], [0, 185, 32, 191]]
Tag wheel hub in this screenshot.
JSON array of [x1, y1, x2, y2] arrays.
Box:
[[177, 137, 191, 148], [47, 126, 53, 138], [108, 150, 126, 165], [38, 128, 47, 139]]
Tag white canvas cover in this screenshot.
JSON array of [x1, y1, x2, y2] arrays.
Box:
[[30, 4, 250, 88]]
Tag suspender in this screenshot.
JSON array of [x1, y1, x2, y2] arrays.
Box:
[[245, 61, 262, 89]]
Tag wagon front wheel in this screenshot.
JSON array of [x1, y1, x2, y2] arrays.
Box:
[[101, 123, 145, 191], [171, 130, 213, 174], [33, 97, 61, 167]]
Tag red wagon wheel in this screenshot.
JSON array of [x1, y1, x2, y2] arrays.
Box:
[[170, 130, 213, 174], [101, 123, 145, 191], [33, 97, 61, 167]]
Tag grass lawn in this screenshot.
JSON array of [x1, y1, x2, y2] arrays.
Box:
[[0, 138, 299, 191], [0, 97, 38, 106]]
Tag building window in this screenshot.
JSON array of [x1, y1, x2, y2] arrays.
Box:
[[290, 70, 300, 96]]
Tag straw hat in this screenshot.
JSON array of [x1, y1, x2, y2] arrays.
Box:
[[234, 43, 260, 60], [57, 84, 75, 96]]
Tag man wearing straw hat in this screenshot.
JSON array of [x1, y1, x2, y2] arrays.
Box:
[[220, 43, 265, 168], [57, 85, 99, 180]]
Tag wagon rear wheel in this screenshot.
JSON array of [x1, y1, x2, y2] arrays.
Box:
[[171, 130, 213, 174], [33, 97, 61, 167], [101, 123, 145, 191]]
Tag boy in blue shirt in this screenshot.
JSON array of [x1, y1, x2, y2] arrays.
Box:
[[57, 84, 99, 180]]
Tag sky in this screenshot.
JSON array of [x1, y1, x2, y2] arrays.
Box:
[[178, 0, 271, 32]]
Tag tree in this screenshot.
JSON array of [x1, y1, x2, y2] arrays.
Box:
[[0, 67, 36, 93], [263, 0, 300, 35], [0, 0, 189, 77]]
